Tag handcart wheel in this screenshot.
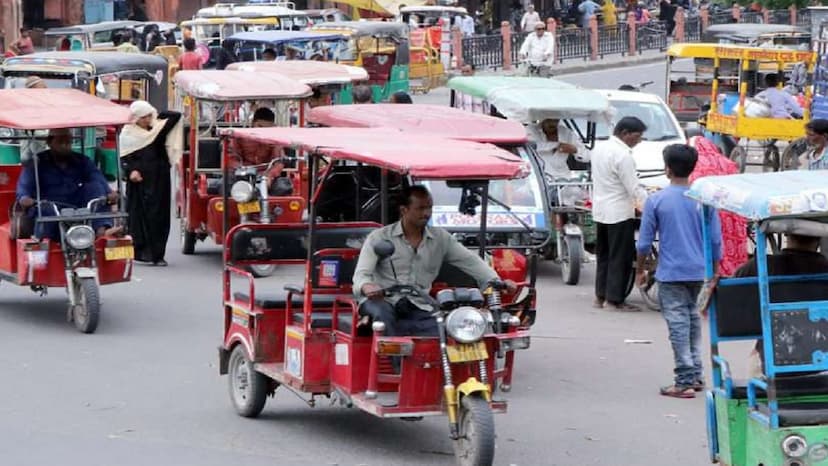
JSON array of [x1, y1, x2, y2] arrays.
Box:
[[729, 146, 748, 174], [72, 277, 100, 334], [247, 264, 276, 278], [638, 247, 660, 311], [228, 345, 269, 418], [781, 137, 808, 170], [560, 237, 582, 286], [453, 395, 495, 466]]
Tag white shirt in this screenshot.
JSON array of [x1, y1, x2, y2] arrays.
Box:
[[528, 122, 589, 179], [591, 136, 645, 224], [519, 32, 555, 64], [461, 15, 476, 36], [521, 11, 542, 31]]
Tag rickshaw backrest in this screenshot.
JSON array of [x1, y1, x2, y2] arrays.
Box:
[[228, 222, 380, 263], [715, 279, 828, 339], [363, 52, 396, 85], [311, 248, 360, 289], [198, 138, 222, 170]]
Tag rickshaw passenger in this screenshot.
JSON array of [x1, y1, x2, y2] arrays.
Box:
[[755, 74, 803, 119], [529, 118, 590, 178], [16, 129, 119, 239], [231, 108, 291, 193], [353, 186, 518, 342]]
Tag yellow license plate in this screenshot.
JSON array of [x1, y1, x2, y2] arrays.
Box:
[[104, 245, 134, 261], [237, 201, 261, 214], [447, 342, 488, 363]]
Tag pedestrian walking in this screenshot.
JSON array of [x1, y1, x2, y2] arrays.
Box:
[[178, 38, 203, 70], [636, 144, 722, 398], [119, 101, 183, 266], [521, 4, 543, 32], [578, 0, 602, 28], [591, 116, 647, 311], [659, 0, 676, 35]]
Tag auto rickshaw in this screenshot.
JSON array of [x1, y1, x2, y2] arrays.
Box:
[[218, 127, 535, 466], [701, 23, 811, 49], [181, 17, 284, 66], [688, 170, 828, 466], [44, 21, 141, 50], [447, 76, 615, 285], [224, 30, 350, 62], [0, 51, 169, 180], [308, 103, 550, 285], [172, 70, 312, 264], [310, 21, 410, 102], [227, 60, 368, 104], [0, 89, 135, 333]]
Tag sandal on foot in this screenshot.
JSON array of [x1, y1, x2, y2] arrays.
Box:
[[593, 298, 605, 309], [607, 302, 641, 312], [660, 384, 695, 398]]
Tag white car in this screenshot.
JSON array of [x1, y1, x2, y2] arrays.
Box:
[[593, 90, 686, 188]]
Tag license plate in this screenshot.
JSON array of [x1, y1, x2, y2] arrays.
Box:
[[447, 342, 488, 363], [237, 201, 260, 214], [104, 245, 134, 261]]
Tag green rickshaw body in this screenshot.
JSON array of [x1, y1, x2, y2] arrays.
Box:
[[0, 52, 169, 178], [310, 21, 409, 102]]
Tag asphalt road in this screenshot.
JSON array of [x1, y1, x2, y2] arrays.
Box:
[[0, 60, 750, 466]]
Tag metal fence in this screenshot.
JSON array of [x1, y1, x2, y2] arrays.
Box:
[[510, 30, 531, 66], [771, 9, 791, 25], [596, 23, 629, 58], [798, 9, 811, 27], [637, 20, 667, 52], [462, 33, 503, 69], [557, 27, 591, 62], [685, 15, 701, 42]]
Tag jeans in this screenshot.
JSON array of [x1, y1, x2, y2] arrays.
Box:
[[659, 281, 703, 387]]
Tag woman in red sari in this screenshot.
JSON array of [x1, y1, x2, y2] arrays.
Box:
[[688, 136, 748, 276]]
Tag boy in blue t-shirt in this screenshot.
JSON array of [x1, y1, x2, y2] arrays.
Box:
[[636, 144, 722, 399]]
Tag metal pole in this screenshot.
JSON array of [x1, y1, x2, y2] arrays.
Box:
[[478, 183, 489, 259]]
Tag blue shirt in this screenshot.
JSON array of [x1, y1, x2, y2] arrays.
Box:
[[16, 150, 109, 207], [636, 185, 722, 282]]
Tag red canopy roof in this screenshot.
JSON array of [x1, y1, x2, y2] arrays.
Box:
[[173, 70, 312, 101], [308, 104, 528, 144], [0, 89, 133, 130], [226, 61, 368, 85], [225, 127, 530, 180]]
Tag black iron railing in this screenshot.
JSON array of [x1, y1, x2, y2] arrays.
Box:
[[685, 15, 701, 42], [462, 33, 503, 69], [741, 11, 764, 24], [597, 23, 629, 58], [798, 9, 811, 27], [510, 30, 531, 65], [638, 20, 667, 52], [771, 9, 792, 25], [557, 26, 590, 62]]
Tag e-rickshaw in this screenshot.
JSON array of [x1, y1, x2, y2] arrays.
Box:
[[227, 60, 368, 105], [667, 44, 816, 173], [173, 70, 312, 263], [181, 17, 284, 66], [224, 30, 350, 62], [218, 127, 535, 466], [44, 21, 142, 51], [0, 89, 135, 333], [310, 21, 410, 102], [193, 1, 309, 30], [447, 76, 615, 285], [688, 170, 828, 466], [0, 52, 169, 180], [308, 103, 552, 284]]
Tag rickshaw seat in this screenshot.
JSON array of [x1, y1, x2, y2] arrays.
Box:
[[715, 280, 828, 338], [233, 291, 338, 309], [198, 139, 222, 170], [206, 177, 224, 195], [757, 401, 828, 427], [729, 372, 828, 399]]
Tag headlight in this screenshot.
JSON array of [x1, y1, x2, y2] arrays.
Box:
[[230, 181, 254, 203], [446, 306, 487, 343], [65, 225, 95, 249], [782, 434, 808, 458]]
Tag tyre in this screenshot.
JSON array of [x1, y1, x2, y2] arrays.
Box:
[[639, 278, 660, 311], [180, 219, 196, 255], [623, 265, 635, 300], [228, 344, 269, 418], [781, 137, 808, 170], [453, 395, 496, 466], [72, 277, 100, 334], [247, 264, 275, 278], [560, 236, 582, 286], [729, 146, 748, 174], [763, 144, 780, 172]]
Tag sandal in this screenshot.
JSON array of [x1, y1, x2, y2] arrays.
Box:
[[660, 384, 696, 399], [593, 298, 605, 309], [692, 380, 705, 392], [607, 302, 641, 312]]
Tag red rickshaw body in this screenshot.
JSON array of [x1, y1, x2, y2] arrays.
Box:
[[0, 89, 134, 289], [172, 71, 313, 249], [219, 128, 533, 427]]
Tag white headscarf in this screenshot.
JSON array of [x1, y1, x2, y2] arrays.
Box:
[[129, 100, 157, 121]]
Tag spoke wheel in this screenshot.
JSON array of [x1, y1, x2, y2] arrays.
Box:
[[228, 345, 269, 418], [729, 146, 748, 174], [638, 248, 660, 311], [453, 395, 496, 466], [781, 137, 808, 170], [763, 144, 780, 172], [72, 277, 100, 334]]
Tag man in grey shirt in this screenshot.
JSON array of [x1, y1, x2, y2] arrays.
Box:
[[353, 185, 517, 337]]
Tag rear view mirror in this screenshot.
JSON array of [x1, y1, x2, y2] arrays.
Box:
[[373, 239, 395, 259]]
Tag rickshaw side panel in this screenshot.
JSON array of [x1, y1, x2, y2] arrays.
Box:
[[11, 237, 133, 287], [744, 412, 828, 465], [713, 394, 749, 466]]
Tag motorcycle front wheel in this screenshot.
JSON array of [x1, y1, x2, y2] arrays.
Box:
[[453, 395, 495, 466], [72, 277, 100, 334]]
